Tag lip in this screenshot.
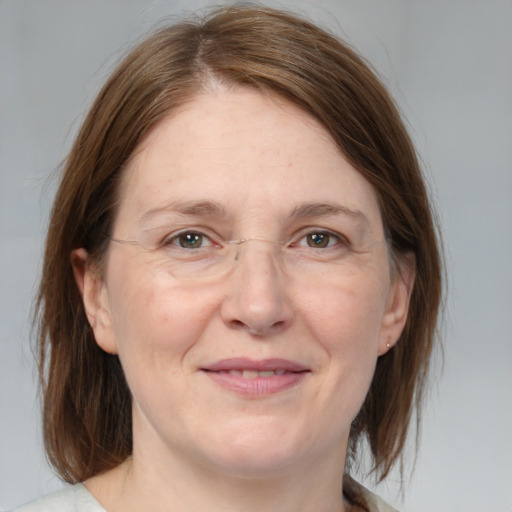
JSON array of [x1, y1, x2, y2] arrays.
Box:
[[201, 358, 310, 397], [203, 358, 308, 373]]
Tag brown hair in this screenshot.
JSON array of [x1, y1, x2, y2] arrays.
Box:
[[35, 5, 442, 484]]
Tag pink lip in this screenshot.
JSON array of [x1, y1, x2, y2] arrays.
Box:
[[203, 358, 308, 373], [201, 358, 310, 397]]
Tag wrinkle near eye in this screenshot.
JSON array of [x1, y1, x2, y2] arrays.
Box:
[[128, 198, 381, 253]]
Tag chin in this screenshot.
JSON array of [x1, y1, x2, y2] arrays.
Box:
[[195, 416, 323, 477]]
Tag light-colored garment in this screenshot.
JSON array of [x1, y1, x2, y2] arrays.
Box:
[[12, 477, 398, 512], [10, 484, 105, 512]]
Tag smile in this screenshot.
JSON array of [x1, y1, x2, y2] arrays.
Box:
[[201, 358, 310, 396], [215, 369, 289, 378]]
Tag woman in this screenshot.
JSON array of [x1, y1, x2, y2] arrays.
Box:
[[16, 5, 442, 512]]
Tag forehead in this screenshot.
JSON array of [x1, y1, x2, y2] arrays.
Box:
[[116, 88, 383, 233]]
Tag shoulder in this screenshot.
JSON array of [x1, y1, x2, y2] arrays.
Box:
[[343, 474, 400, 512], [10, 484, 106, 512]]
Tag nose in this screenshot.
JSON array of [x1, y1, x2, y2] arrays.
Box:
[[220, 241, 294, 336]]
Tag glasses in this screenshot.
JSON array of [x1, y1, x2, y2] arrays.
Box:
[[110, 228, 388, 282]]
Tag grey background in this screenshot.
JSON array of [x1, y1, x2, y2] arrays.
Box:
[[1, 1, 511, 510]]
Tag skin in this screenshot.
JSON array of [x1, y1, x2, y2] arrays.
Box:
[[73, 87, 414, 512]]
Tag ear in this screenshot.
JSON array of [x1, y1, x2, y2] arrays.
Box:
[[71, 248, 118, 354], [378, 253, 416, 356]]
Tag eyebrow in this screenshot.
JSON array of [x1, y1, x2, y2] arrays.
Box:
[[139, 200, 369, 227], [139, 200, 227, 224], [289, 202, 369, 225]]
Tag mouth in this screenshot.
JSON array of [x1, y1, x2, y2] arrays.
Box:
[[212, 369, 291, 378], [201, 358, 310, 396]]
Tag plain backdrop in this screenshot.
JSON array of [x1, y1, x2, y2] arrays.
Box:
[[1, 1, 511, 511]]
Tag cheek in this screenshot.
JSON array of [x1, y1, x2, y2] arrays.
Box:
[[302, 273, 389, 350], [301, 272, 390, 387], [292, 278, 389, 440], [105, 274, 221, 419], [106, 260, 218, 364]]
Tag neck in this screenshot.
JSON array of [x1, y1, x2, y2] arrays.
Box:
[[85, 407, 351, 512], [86, 446, 349, 512]]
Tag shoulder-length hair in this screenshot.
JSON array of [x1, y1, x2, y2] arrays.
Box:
[[35, 5, 442, 483]]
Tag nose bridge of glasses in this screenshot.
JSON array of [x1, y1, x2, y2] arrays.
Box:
[[229, 237, 285, 263]]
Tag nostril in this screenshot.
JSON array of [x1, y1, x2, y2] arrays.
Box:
[[269, 320, 286, 331], [229, 319, 246, 330]]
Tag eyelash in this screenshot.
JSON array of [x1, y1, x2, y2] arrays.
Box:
[[162, 231, 218, 249], [161, 229, 350, 250], [292, 229, 349, 249]]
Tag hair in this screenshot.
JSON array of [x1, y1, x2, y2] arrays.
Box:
[[35, 5, 442, 484]]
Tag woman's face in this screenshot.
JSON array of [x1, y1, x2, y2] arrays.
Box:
[[79, 88, 412, 478]]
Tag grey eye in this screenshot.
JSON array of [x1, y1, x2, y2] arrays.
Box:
[[306, 232, 332, 248], [176, 232, 205, 249]]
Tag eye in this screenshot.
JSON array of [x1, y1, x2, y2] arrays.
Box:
[[305, 232, 332, 248], [295, 230, 345, 249], [165, 231, 214, 249]]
